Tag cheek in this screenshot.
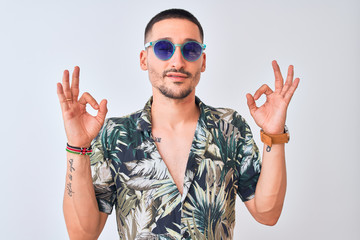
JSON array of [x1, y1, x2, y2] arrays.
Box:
[[147, 64, 164, 83], [147, 58, 167, 76], [193, 70, 201, 84]]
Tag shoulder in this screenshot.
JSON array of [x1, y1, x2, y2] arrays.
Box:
[[103, 109, 143, 130], [92, 109, 144, 143], [205, 104, 251, 133], [91, 109, 145, 161]]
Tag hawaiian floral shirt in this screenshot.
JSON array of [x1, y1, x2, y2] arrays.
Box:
[[90, 96, 261, 240]]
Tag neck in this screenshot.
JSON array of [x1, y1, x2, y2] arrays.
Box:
[[151, 92, 200, 130]]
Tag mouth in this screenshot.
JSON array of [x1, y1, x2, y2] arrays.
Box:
[[166, 73, 188, 81], [163, 68, 192, 81]]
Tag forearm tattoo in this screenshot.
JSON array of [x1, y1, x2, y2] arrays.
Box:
[[66, 158, 75, 197]]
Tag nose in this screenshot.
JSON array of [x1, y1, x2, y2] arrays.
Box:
[[169, 45, 186, 69]]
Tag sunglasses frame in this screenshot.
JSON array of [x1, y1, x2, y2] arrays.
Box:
[[144, 39, 206, 62]]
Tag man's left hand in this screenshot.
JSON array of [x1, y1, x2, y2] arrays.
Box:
[[246, 60, 300, 134]]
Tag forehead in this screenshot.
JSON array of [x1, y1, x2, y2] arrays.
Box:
[[149, 18, 202, 42]]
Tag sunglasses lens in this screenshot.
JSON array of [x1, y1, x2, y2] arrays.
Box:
[[182, 42, 203, 62], [153, 41, 174, 60]]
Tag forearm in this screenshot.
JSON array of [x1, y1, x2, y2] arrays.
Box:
[[253, 143, 287, 224], [63, 152, 102, 239], [245, 60, 298, 225]]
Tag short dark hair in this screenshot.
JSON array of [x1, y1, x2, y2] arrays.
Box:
[[144, 9, 204, 44]]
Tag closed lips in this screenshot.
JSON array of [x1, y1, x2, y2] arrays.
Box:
[[166, 73, 188, 78]]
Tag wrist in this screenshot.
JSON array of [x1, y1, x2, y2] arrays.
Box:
[[66, 143, 93, 156], [67, 141, 92, 149], [260, 125, 290, 148], [262, 130, 284, 135], [261, 125, 285, 135]]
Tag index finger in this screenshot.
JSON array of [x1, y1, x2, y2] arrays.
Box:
[[272, 60, 284, 92], [71, 66, 80, 101], [56, 82, 69, 112]]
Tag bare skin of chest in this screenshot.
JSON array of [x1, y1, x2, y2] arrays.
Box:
[[152, 124, 197, 195]]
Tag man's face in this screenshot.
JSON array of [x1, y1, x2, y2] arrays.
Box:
[[140, 18, 206, 100]]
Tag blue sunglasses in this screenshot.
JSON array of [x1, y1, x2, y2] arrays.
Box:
[[144, 39, 206, 62]]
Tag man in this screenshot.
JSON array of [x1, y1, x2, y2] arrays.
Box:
[[57, 9, 299, 240]]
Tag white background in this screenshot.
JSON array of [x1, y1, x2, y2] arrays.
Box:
[[0, 0, 359, 239]]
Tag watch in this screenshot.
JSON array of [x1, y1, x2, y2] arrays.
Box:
[[260, 125, 290, 151]]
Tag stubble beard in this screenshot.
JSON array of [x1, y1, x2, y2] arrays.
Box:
[[149, 68, 201, 100], [158, 82, 192, 99]]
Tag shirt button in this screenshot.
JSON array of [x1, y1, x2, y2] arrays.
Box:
[[183, 231, 190, 239]]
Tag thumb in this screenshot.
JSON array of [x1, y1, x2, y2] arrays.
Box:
[[246, 93, 257, 114]]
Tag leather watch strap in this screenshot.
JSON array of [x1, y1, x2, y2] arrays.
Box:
[[260, 127, 290, 147]]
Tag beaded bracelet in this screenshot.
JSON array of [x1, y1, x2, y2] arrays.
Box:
[[66, 143, 93, 155]]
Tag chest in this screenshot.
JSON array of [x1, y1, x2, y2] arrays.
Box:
[[152, 124, 197, 194]]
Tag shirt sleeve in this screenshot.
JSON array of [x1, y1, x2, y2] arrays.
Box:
[[90, 119, 117, 214], [233, 113, 262, 202]]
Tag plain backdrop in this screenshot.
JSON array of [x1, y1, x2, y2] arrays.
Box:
[[0, 0, 359, 239]]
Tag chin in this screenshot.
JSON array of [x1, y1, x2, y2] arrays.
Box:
[[159, 87, 193, 100]]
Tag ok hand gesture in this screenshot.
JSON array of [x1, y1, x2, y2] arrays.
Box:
[[246, 60, 300, 134], [57, 66, 108, 148]]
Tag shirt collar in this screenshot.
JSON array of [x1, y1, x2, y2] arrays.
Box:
[[136, 96, 217, 132]]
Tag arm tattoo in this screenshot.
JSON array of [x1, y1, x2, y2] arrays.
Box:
[[69, 158, 75, 172], [266, 146, 272, 152], [67, 158, 75, 197], [66, 182, 75, 197]]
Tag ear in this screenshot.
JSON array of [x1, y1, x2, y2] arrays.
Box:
[[201, 52, 206, 72], [140, 50, 148, 70]]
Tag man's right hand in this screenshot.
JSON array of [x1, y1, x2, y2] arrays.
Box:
[[57, 66, 108, 148]]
